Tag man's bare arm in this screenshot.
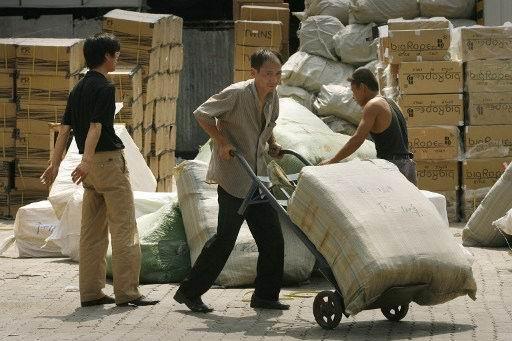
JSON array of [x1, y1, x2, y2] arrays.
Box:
[[196, 116, 234, 160], [40, 124, 71, 186], [71, 123, 102, 184]]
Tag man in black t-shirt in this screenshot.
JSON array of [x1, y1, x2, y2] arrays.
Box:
[[41, 34, 158, 307]]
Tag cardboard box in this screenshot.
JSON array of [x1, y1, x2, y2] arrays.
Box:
[[466, 92, 512, 126], [235, 45, 263, 70], [235, 20, 283, 48], [0, 38, 16, 71], [14, 159, 49, 192], [234, 69, 253, 82], [155, 125, 176, 156], [462, 157, 512, 190], [15, 132, 51, 160], [398, 94, 463, 126], [240, 5, 290, 42], [408, 125, 461, 160], [0, 159, 15, 192], [459, 25, 512, 61], [158, 150, 175, 179], [159, 44, 184, 73], [16, 119, 51, 136], [415, 160, 460, 191], [399, 61, 463, 95], [103, 9, 183, 48], [146, 72, 180, 103], [0, 70, 15, 100], [0, 128, 15, 159], [16, 38, 84, 76], [387, 17, 450, 31], [465, 60, 512, 93], [17, 73, 78, 104], [17, 102, 67, 122], [378, 36, 390, 64], [388, 28, 450, 63], [0, 99, 16, 129], [233, 0, 286, 21], [154, 98, 177, 128], [465, 125, 512, 159]]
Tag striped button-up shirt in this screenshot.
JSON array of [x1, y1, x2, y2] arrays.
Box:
[[193, 79, 279, 198]]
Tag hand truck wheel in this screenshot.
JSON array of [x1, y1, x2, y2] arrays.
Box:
[[381, 304, 409, 322], [313, 290, 343, 329]]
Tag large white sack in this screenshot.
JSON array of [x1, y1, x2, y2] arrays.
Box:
[[275, 98, 375, 173], [282, 52, 354, 93], [321, 116, 358, 135], [175, 160, 316, 287], [450, 19, 477, 28], [48, 124, 156, 219], [334, 23, 378, 64], [298, 15, 344, 61], [420, 190, 449, 227], [349, 0, 420, 24], [11, 201, 62, 258], [313, 84, 362, 124], [463, 163, 512, 247], [47, 191, 176, 261], [493, 208, 512, 236], [419, 0, 475, 19], [288, 160, 477, 315], [305, 0, 351, 25], [277, 85, 316, 112]]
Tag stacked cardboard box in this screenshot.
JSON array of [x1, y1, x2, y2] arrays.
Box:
[[233, 0, 288, 21], [456, 25, 512, 220], [233, 20, 283, 82], [14, 38, 84, 209], [103, 9, 184, 192], [0, 38, 17, 217], [390, 18, 463, 222]]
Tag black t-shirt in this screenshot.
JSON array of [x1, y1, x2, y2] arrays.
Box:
[[61, 70, 124, 154]]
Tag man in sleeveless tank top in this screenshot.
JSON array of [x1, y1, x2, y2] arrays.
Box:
[[319, 68, 417, 185]]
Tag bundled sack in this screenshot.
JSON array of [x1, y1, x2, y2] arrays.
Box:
[[419, 0, 475, 19], [106, 200, 191, 284], [349, 0, 419, 24], [321, 116, 358, 135], [334, 23, 378, 65], [274, 98, 375, 174], [305, 0, 351, 25], [288, 159, 477, 315], [462, 163, 512, 247], [175, 160, 316, 287], [277, 84, 316, 112], [493, 208, 512, 236], [282, 52, 354, 93], [313, 84, 362, 124], [298, 15, 344, 61]]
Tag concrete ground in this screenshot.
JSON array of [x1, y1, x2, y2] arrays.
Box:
[[1, 220, 512, 341]]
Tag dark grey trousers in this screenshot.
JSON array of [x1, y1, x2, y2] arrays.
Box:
[[389, 158, 418, 185]]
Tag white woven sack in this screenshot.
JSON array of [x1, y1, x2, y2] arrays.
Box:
[[175, 160, 315, 287], [334, 23, 378, 64], [305, 0, 351, 25], [313, 84, 362, 124], [298, 15, 344, 61], [282, 52, 354, 93], [349, 0, 419, 24], [288, 159, 477, 315], [419, 0, 475, 19], [463, 163, 512, 247]]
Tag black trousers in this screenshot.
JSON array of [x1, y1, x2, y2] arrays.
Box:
[[178, 186, 284, 301]]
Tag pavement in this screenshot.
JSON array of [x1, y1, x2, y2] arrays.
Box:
[[1, 220, 512, 341]]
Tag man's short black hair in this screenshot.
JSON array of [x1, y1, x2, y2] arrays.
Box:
[[83, 33, 120, 69], [250, 49, 283, 71], [348, 67, 379, 92]]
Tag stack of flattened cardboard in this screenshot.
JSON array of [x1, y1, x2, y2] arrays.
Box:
[[389, 18, 463, 222], [456, 25, 512, 220], [14, 38, 84, 208], [103, 9, 184, 192]]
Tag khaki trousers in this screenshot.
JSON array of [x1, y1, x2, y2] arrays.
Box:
[[79, 149, 141, 304]]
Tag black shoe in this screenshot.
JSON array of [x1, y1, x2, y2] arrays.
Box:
[[173, 290, 213, 313], [250, 295, 289, 310], [117, 295, 159, 307], [81, 295, 116, 307]]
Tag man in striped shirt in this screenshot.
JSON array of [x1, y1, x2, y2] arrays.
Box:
[[174, 49, 288, 313]]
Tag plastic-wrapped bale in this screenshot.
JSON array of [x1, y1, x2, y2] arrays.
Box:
[[493, 208, 512, 236], [313, 84, 362, 124], [462, 163, 512, 247], [298, 15, 344, 61], [175, 160, 316, 287], [106, 201, 190, 284], [419, 0, 475, 19], [305, 0, 351, 25], [321, 116, 358, 135], [334, 23, 378, 65], [349, 0, 420, 25], [277, 84, 317, 112], [288, 159, 477, 315], [282, 52, 354, 93], [449, 19, 477, 28], [274, 98, 375, 174]]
